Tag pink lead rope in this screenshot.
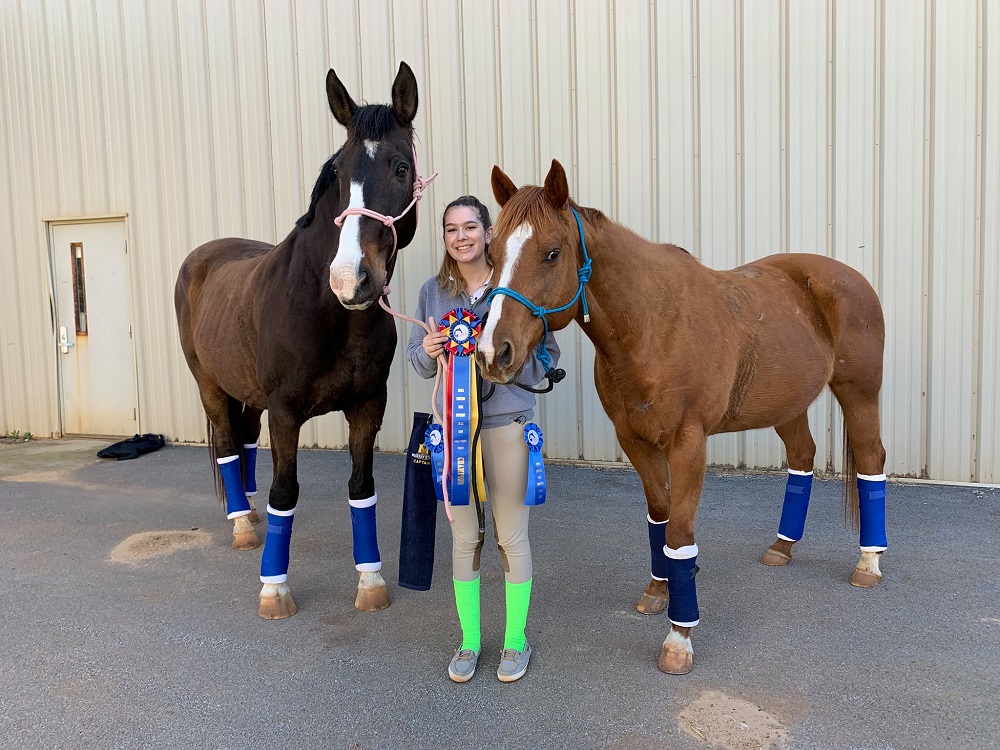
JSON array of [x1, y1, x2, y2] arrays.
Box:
[[379, 296, 456, 523]]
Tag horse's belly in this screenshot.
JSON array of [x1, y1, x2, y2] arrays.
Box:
[[712, 336, 833, 433]]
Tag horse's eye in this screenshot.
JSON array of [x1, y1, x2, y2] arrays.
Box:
[[544, 248, 560, 262], [395, 163, 409, 179]]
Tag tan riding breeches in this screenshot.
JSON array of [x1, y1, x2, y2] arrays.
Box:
[[451, 420, 532, 585]]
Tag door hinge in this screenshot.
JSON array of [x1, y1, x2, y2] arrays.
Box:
[[134, 408, 137, 420], [128, 324, 133, 338], [124, 240, 128, 254]]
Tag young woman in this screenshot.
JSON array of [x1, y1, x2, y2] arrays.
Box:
[[406, 195, 559, 683]]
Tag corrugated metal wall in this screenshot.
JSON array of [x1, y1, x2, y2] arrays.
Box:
[[0, 0, 997, 483]]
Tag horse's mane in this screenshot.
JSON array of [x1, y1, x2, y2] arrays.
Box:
[[297, 151, 340, 228], [297, 104, 415, 229]]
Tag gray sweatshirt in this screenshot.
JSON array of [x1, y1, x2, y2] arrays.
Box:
[[406, 276, 561, 430]]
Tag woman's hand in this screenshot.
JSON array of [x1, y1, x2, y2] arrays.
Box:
[[422, 317, 450, 359]]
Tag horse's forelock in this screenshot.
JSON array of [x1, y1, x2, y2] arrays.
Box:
[[348, 103, 413, 142]]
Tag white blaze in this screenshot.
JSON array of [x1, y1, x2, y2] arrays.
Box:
[[480, 222, 533, 364], [329, 181, 366, 302], [364, 140, 379, 159]]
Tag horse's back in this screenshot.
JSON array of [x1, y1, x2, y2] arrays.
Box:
[[746, 253, 885, 344]]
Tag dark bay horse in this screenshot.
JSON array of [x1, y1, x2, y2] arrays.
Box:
[[175, 63, 424, 619], [478, 160, 888, 674]]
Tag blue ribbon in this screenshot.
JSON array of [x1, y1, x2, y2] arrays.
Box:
[[523, 423, 546, 506], [449, 355, 473, 506], [424, 423, 445, 501]]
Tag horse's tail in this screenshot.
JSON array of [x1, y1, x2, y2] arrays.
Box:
[[206, 397, 249, 507], [842, 420, 860, 531]]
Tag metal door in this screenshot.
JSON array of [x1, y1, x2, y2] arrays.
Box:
[[50, 221, 138, 436]]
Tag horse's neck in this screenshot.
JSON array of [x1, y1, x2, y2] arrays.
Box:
[[579, 222, 694, 360]]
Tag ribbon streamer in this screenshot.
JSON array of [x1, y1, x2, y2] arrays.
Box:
[[425, 308, 486, 510], [523, 423, 547, 506]]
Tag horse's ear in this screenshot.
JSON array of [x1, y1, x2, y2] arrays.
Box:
[[327, 69, 358, 128], [544, 159, 569, 210], [492, 165, 518, 208], [392, 61, 418, 127]]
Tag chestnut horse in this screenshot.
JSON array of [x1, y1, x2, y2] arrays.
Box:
[[175, 63, 426, 619], [478, 160, 888, 674]]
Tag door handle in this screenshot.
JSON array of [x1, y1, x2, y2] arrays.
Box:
[[59, 325, 75, 353]]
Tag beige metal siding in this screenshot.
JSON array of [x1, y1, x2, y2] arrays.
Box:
[[0, 0, 996, 483]]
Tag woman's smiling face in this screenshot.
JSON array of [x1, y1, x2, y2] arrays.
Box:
[[443, 205, 491, 264]]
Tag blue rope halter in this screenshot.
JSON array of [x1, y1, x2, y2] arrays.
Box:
[[485, 207, 593, 372]]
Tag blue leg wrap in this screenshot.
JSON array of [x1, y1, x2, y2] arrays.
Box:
[[217, 456, 251, 519], [647, 516, 669, 580], [243, 443, 258, 496], [260, 507, 294, 583], [777, 470, 813, 542], [665, 545, 700, 627], [349, 495, 382, 572], [857, 474, 888, 550]]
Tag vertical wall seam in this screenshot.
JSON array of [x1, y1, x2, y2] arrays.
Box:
[[780, 0, 788, 254], [569, 0, 584, 459], [231, 0, 248, 235], [827, 0, 836, 472], [609, 1, 619, 222], [458, 0, 469, 185], [972, 0, 986, 481], [200, 0, 218, 240], [494, 0, 504, 170], [531, 0, 541, 180], [609, 0, 621, 462], [875, 0, 885, 301], [692, 0, 702, 257], [166, 0, 190, 429], [262, 0, 278, 251], [735, 0, 746, 467], [66, 0, 86, 211], [650, 0, 659, 241], [921, 0, 935, 478]]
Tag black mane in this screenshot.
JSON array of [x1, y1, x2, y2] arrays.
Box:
[[297, 151, 340, 229]]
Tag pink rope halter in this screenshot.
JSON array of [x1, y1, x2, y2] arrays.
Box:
[[333, 145, 439, 265]]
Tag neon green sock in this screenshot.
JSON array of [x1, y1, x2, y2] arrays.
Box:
[[503, 579, 532, 651], [453, 577, 481, 652]]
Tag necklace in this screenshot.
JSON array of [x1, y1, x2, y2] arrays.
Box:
[[466, 268, 492, 294]]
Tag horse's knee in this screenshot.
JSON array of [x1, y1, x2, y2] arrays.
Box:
[[268, 480, 299, 513]]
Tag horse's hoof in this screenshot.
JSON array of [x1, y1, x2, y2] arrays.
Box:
[[760, 539, 793, 566], [657, 628, 694, 675], [636, 579, 668, 615], [355, 570, 391, 611], [232, 515, 261, 550], [850, 549, 883, 588], [259, 583, 298, 619]]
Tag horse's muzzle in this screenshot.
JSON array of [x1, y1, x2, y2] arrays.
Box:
[[476, 346, 518, 385], [329, 267, 382, 310]]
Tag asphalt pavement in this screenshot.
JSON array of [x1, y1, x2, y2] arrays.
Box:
[[1, 438, 997, 750]]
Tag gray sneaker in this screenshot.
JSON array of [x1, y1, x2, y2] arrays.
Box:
[[448, 648, 479, 683], [497, 642, 532, 682]]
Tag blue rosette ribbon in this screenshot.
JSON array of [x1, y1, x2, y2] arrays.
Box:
[[523, 422, 546, 506], [424, 423, 445, 501]]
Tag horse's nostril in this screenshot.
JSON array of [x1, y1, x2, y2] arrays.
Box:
[[497, 341, 513, 371]]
